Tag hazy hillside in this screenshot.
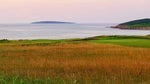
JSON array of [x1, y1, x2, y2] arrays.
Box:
[[112, 18, 150, 30]]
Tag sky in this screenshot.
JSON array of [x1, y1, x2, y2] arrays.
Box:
[[0, 0, 150, 23]]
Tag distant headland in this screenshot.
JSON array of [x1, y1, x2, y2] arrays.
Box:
[[31, 21, 75, 24], [112, 18, 150, 30]]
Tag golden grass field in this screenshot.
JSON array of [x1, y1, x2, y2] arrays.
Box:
[[0, 41, 150, 84]]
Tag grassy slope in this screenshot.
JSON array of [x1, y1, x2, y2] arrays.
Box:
[[0, 39, 66, 46], [1, 36, 150, 48], [0, 36, 150, 84], [86, 36, 150, 48]]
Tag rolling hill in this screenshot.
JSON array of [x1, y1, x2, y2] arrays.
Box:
[[112, 18, 150, 30]]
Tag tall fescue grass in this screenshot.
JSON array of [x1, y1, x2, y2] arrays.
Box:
[[0, 42, 150, 84]]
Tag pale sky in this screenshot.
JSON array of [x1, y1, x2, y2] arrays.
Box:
[[0, 0, 150, 23]]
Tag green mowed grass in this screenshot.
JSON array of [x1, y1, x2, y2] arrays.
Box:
[[85, 36, 150, 48]]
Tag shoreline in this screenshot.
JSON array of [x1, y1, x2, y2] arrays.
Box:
[[111, 25, 150, 30], [1, 35, 150, 41]]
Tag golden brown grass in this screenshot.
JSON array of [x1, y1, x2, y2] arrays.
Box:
[[0, 43, 150, 83]]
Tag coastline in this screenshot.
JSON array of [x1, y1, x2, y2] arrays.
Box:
[[1, 35, 150, 41], [111, 25, 150, 30]]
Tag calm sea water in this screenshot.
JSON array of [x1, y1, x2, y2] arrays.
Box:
[[0, 23, 150, 40]]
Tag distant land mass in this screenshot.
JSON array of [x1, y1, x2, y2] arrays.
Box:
[[32, 21, 75, 24], [112, 18, 150, 30]]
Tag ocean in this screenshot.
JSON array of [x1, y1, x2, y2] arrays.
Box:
[[0, 23, 150, 40]]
